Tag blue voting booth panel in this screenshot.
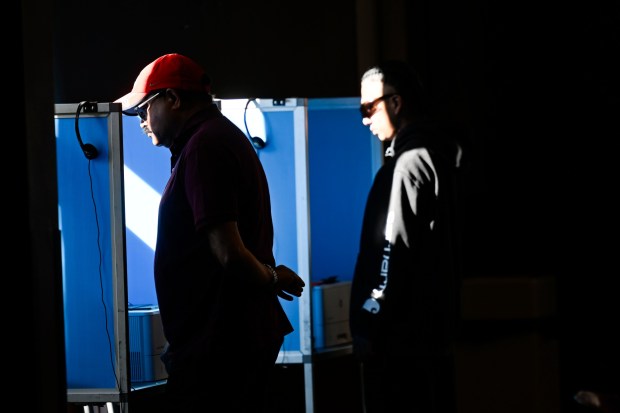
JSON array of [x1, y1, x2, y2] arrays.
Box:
[[307, 98, 381, 284], [248, 108, 303, 353], [122, 116, 169, 307], [206, 100, 308, 354], [55, 103, 126, 391]]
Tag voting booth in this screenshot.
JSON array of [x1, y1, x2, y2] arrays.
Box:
[[55, 102, 130, 404]]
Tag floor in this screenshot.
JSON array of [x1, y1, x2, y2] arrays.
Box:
[[70, 330, 608, 413], [69, 354, 363, 413]]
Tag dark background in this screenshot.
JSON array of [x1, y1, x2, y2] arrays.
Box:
[[21, 0, 618, 412]]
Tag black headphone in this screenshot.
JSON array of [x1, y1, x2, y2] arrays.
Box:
[[75, 101, 99, 160], [244, 98, 266, 149]]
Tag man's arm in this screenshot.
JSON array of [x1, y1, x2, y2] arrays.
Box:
[[206, 221, 304, 300]]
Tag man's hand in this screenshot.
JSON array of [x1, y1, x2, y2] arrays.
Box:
[[274, 264, 305, 301]]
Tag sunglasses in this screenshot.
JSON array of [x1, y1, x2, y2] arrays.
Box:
[[135, 91, 162, 121], [359, 94, 397, 118]]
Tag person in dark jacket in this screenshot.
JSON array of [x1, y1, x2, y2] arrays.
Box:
[[115, 53, 305, 412], [350, 60, 465, 413]]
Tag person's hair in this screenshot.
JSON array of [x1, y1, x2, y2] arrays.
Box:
[[361, 60, 428, 117]]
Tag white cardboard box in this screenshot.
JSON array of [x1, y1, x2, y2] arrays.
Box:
[[312, 281, 352, 348]]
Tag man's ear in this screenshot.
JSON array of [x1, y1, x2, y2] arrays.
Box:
[[390, 94, 403, 115], [166, 89, 182, 110]]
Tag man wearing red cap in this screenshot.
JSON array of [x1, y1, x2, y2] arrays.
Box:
[[116, 53, 305, 412]]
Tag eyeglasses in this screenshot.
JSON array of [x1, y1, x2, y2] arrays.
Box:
[[135, 91, 162, 121], [359, 94, 397, 118]]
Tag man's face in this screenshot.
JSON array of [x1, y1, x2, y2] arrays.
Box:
[[360, 79, 397, 142], [136, 91, 175, 148]]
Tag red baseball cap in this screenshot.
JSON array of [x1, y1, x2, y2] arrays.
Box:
[[115, 53, 211, 114]]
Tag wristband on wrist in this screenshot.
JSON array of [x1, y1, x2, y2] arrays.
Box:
[[263, 263, 278, 286]]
